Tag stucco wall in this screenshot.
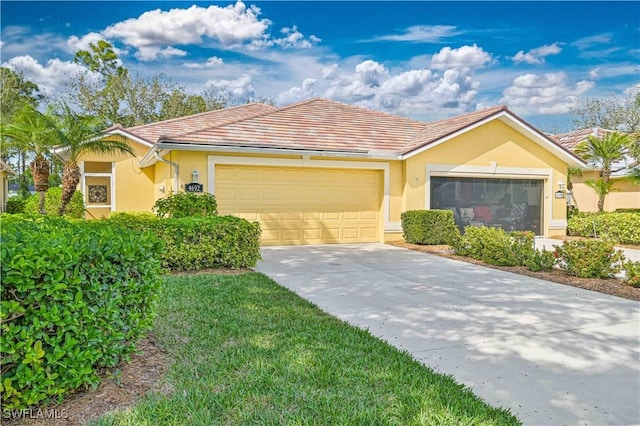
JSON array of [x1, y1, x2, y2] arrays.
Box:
[[571, 171, 640, 212], [403, 120, 569, 237]]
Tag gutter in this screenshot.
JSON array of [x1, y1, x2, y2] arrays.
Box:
[[154, 152, 179, 194], [138, 142, 399, 168]]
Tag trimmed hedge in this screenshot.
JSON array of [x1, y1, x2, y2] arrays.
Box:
[[107, 214, 261, 271], [0, 215, 163, 410], [568, 212, 640, 245], [401, 210, 460, 245], [152, 192, 218, 218]]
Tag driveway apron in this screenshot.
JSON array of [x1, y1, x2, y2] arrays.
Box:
[[256, 243, 640, 426]]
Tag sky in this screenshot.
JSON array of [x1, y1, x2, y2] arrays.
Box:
[[1, 1, 639, 132]]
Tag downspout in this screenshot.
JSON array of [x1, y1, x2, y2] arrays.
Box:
[[154, 152, 179, 194]]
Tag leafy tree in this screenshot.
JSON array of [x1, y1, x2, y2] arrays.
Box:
[[1, 104, 56, 213], [159, 90, 208, 120], [574, 132, 632, 212], [0, 67, 44, 195], [50, 103, 134, 215]]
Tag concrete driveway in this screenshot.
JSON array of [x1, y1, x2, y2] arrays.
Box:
[[256, 243, 640, 426]]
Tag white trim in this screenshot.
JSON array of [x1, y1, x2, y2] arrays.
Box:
[[105, 128, 154, 148], [384, 222, 403, 233], [549, 219, 567, 229], [207, 155, 392, 235], [402, 111, 585, 169], [425, 163, 553, 236], [81, 161, 115, 213]]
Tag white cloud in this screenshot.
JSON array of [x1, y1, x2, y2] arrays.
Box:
[[67, 32, 113, 54], [430, 44, 492, 70], [501, 72, 594, 115], [370, 25, 462, 43], [589, 68, 601, 79], [205, 74, 254, 99], [572, 33, 612, 50], [182, 56, 224, 69], [2, 55, 96, 95], [135, 46, 188, 61], [511, 42, 562, 65], [276, 78, 317, 104], [281, 57, 483, 117]]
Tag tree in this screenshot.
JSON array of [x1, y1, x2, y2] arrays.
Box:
[[0, 67, 44, 195], [574, 132, 632, 212], [566, 167, 583, 210], [1, 104, 56, 213], [51, 103, 134, 215], [571, 90, 640, 134]]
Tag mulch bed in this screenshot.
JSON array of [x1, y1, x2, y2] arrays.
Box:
[[386, 240, 640, 302]]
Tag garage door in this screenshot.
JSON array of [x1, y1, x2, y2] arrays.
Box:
[[215, 165, 382, 245]]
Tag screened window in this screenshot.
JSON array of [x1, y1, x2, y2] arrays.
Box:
[[430, 177, 544, 234]]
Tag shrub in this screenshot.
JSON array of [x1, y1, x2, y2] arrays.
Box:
[[5, 197, 26, 214], [454, 226, 520, 266], [0, 216, 163, 410], [623, 260, 640, 288], [106, 214, 261, 270], [568, 212, 640, 245], [23, 187, 85, 218], [554, 239, 624, 279], [615, 208, 640, 213], [401, 210, 460, 245], [152, 192, 218, 218], [524, 248, 556, 272]]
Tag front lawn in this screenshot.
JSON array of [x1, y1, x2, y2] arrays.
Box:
[[94, 272, 519, 425]]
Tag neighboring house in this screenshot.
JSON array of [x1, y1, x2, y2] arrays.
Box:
[[551, 128, 640, 212], [0, 160, 17, 212], [79, 98, 585, 245]]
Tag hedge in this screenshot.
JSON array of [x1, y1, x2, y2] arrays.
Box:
[[107, 214, 262, 271], [568, 212, 640, 245], [23, 187, 85, 218], [0, 215, 163, 410], [401, 210, 460, 245], [554, 239, 624, 279]]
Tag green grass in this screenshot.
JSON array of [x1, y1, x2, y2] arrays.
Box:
[[93, 272, 520, 425]]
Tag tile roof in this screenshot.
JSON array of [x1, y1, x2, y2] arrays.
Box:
[[107, 103, 277, 143], [119, 97, 581, 165], [549, 128, 614, 152]]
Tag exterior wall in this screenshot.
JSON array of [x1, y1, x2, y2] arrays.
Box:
[[404, 120, 569, 237], [79, 138, 155, 218], [571, 171, 640, 212]]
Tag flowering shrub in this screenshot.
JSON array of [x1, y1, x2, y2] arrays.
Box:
[[623, 260, 640, 288]]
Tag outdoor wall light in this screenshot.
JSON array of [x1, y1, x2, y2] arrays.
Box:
[[159, 184, 165, 193], [558, 181, 565, 191], [192, 170, 199, 183]]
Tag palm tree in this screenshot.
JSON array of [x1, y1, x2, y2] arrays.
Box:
[[574, 132, 631, 212], [1, 104, 56, 213], [566, 167, 583, 210], [52, 103, 134, 215]]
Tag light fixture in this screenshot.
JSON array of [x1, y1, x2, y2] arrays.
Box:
[[558, 181, 565, 191], [192, 170, 199, 183]]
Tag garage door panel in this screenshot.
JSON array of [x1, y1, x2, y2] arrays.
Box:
[[216, 165, 382, 245]]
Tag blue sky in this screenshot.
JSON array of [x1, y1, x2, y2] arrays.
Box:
[[1, 1, 639, 132]]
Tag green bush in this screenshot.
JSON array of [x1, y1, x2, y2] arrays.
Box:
[[615, 208, 640, 213], [568, 212, 640, 245], [623, 260, 640, 288], [401, 210, 460, 245], [152, 192, 218, 218], [107, 214, 261, 270], [23, 187, 85, 218], [523, 248, 556, 272], [5, 197, 26, 214], [454, 226, 520, 266], [554, 239, 624, 279], [0, 216, 163, 410]]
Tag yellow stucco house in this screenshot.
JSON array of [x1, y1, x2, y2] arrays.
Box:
[[0, 159, 17, 213], [551, 128, 640, 212], [79, 98, 585, 245]]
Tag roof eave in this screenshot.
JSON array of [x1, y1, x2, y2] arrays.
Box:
[[400, 110, 586, 169]]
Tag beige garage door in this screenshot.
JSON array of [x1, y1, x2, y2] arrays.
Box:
[[216, 165, 382, 245]]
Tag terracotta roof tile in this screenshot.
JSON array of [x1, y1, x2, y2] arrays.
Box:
[[549, 128, 614, 152], [117, 103, 277, 143]]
